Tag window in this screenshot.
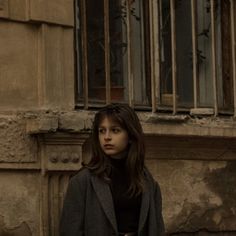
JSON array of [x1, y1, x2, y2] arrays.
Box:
[[76, 0, 236, 116]]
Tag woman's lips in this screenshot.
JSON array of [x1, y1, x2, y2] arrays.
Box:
[[104, 144, 114, 149]]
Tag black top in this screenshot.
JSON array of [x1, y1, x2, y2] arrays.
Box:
[[109, 157, 141, 233]]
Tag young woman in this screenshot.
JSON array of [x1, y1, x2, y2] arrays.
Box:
[[60, 103, 165, 236]]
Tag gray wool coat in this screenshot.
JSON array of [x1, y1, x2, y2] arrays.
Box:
[[60, 168, 165, 236]]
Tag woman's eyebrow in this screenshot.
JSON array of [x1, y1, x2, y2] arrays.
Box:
[[109, 122, 124, 128], [98, 125, 121, 128]]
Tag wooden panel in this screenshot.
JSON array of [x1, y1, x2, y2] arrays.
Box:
[[210, 0, 218, 116], [222, 0, 233, 109], [104, 0, 111, 104], [170, 0, 177, 114]]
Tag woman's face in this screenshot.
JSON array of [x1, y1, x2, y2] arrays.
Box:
[[98, 116, 129, 158]]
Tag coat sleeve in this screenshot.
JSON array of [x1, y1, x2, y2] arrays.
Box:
[[154, 181, 165, 236], [60, 173, 86, 236]]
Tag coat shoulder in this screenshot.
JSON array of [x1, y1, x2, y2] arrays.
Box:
[[144, 167, 157, 184], [144, 167, 162, 193], [70, 167, 92, 185]]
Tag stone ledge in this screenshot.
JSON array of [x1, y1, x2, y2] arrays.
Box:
[[26, 117, 58, 134], [20, 110, 236, 138], [58, 111, 94, 132]]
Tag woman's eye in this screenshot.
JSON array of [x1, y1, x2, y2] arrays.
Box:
[[98, 129, 106, 134], [112, 128, 120, 133]]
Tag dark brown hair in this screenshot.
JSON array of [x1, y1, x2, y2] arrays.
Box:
[[85, 103, 146, 197]]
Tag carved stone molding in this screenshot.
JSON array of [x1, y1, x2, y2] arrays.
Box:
[[38, 132, 90, 236], [38, 132, 90, 172]]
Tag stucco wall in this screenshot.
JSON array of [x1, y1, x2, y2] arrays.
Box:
[[1, 111, 236, 235], [0, 172, 40, 236], [0, 0, 74, 111], [0, 0, 236, 235], [148, 160, 236, 233], [0, 1, 75, 235]]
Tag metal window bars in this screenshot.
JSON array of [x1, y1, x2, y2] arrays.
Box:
[[230, 0, 236, 117], [77, 0, 236, 117]]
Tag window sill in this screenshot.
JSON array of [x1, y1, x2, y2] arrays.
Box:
[[25, 110, 236, 138]]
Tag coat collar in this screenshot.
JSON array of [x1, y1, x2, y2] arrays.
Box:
[[91, 175, 118, 232], [138, 183, 150, 232], [91, 174, 150, 233]]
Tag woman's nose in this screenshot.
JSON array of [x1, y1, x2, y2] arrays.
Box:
[[104, 131, 111, 139]]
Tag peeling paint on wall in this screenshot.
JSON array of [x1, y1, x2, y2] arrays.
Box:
[[205, 162, 236, 230], [147, 160, 236, 234], [0, 216, 32, 236], [0, 172, 40, 236]]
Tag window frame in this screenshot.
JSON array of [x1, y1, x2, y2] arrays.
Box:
[[75, 0, 236, 117]]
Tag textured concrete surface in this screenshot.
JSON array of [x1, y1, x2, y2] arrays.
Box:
[[0, 0, 73, 24], [1, 110, 236, 235], [0, 172, 40, 236], [1, 1, 236, 234], [0, 21, 74, 111], [0, 115, 37, 162], [147, 160, 236, 234], [30, 0, 74, 26], [0, 21, 39, 109]]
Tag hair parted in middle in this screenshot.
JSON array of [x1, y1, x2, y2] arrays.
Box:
[[84, 103, 146, 196]]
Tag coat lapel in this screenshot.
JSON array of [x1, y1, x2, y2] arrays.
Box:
[[91, 176, 118, 232], [138, 179, 150, 233]]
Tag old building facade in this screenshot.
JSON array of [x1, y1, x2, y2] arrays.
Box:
[[0, 0, 236, 235]]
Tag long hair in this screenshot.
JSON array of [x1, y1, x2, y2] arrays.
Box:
[[85, 103, 146, 197]]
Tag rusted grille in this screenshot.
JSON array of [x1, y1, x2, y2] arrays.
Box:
[[76, 0, 236, 116]]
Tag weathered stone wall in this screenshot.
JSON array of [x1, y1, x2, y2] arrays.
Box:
[[0, 110, 236, 235], [0, 172, 40, 236], [148, 160, 236, 234], [0, 1, 75, 235], [0, 114, 37, 163], [0, 0, 74, 111], [0, 0, 236, 235]]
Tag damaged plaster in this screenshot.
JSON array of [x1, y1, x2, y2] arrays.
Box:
[[0, 110, 236, 235], [0, 115, 37, 162], [0, 216, 31, 236], [0, 172, 40, 236], [22, 110, 236, 138], [147, 160, 236, 234]]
